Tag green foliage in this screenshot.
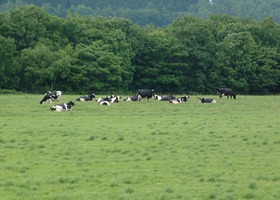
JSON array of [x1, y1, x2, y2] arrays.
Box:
[[0, 35, 19, 89], [2, 0, 280, 26], [0, 5, 280, 94]]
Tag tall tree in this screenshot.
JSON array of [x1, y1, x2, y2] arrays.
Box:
[[0, 35, 19, 89], [8, 5, 50, 50], [213, 31, 258, 92]]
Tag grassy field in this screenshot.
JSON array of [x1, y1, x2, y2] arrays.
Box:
[[0, 94, 280, 200]]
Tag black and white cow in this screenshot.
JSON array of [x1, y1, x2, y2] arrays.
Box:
[[40, 91, 62, 105], [97, 95, 121, 103], [76, 93, 96, 101], [218, 88, 236, 99], [99, 101, 110, 106], [169, 96, 190, 104], [123, 96, 140, 101], [110, 96, 121, 103], [199, 97, 216, 103], [137, 89, 154, 101], [154, 95, 176, 101], [50, 101, 75, 111], [96, 95, 113, 103]]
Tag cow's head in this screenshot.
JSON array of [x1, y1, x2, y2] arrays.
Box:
[[69, 101, 75, 106], [40, 92, 51, 105], [90, 93, 96, 98]]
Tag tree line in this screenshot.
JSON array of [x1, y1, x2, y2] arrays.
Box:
[[0, 5, 280, 94], [1, 0, 280, 26]]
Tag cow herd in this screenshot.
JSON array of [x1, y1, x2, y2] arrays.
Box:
[[40, 88, 236, 111]]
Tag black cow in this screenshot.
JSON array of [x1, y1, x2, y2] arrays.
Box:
[[137, 89, 154, 101], [199, 97, 216, 103], [123, 96, 140, 101], [155, 95, 176, 101], [40, 91, 62, 105], [50, 101, 75, 111], [169, 96, 190, 104], [218, 88, 236, 99], [76, 93, 96, 101]]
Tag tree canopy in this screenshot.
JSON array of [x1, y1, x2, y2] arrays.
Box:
[[1, 0, 280, 26], [0, 5, 279, 94]]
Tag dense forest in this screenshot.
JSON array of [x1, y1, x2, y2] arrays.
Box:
[[0, 5, 280, 94], [1, 0, 280, 26]]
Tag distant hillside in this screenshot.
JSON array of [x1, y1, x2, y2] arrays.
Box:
[[1, 0, 280, 26]]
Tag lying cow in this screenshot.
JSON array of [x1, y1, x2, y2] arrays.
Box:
[[50, 101, 75, 111], [76, 93, 96, 101], [110, 96, 121, 103], [218, 88, 236, 99], [155, 95, 176, 101], [199, 97, 216, 103], [169, 96, 190, 104], [137, 89, 154, 101], [97, 95, 121, 103], [40, 91, 62, 105], [96, 95, 114, 103], [123, 96, 140, 101], [99, 101, 110, 106]]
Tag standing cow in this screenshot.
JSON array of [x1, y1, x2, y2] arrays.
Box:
[[137, 89, 154, 101], [40, 91, 62, 105], [218, 88, 236, 99]]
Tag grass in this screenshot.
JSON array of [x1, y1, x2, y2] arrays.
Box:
[[0, 94, 280, 199]]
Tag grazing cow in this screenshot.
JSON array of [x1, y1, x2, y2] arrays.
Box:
[[40, 91, 62, 105], [76, 93, 96, 101], [99, 101, 110, 106], [155, 95, 176, 101], [199, 97, 216, 103], [137, 89, 154, 101], [124, 96, 140, 101], [218, 88, 236, 99], [50, 101, 75, 111], [169, 96, 190, 104]]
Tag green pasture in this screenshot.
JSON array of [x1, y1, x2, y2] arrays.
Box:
[[0, 94, 279, 200]]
